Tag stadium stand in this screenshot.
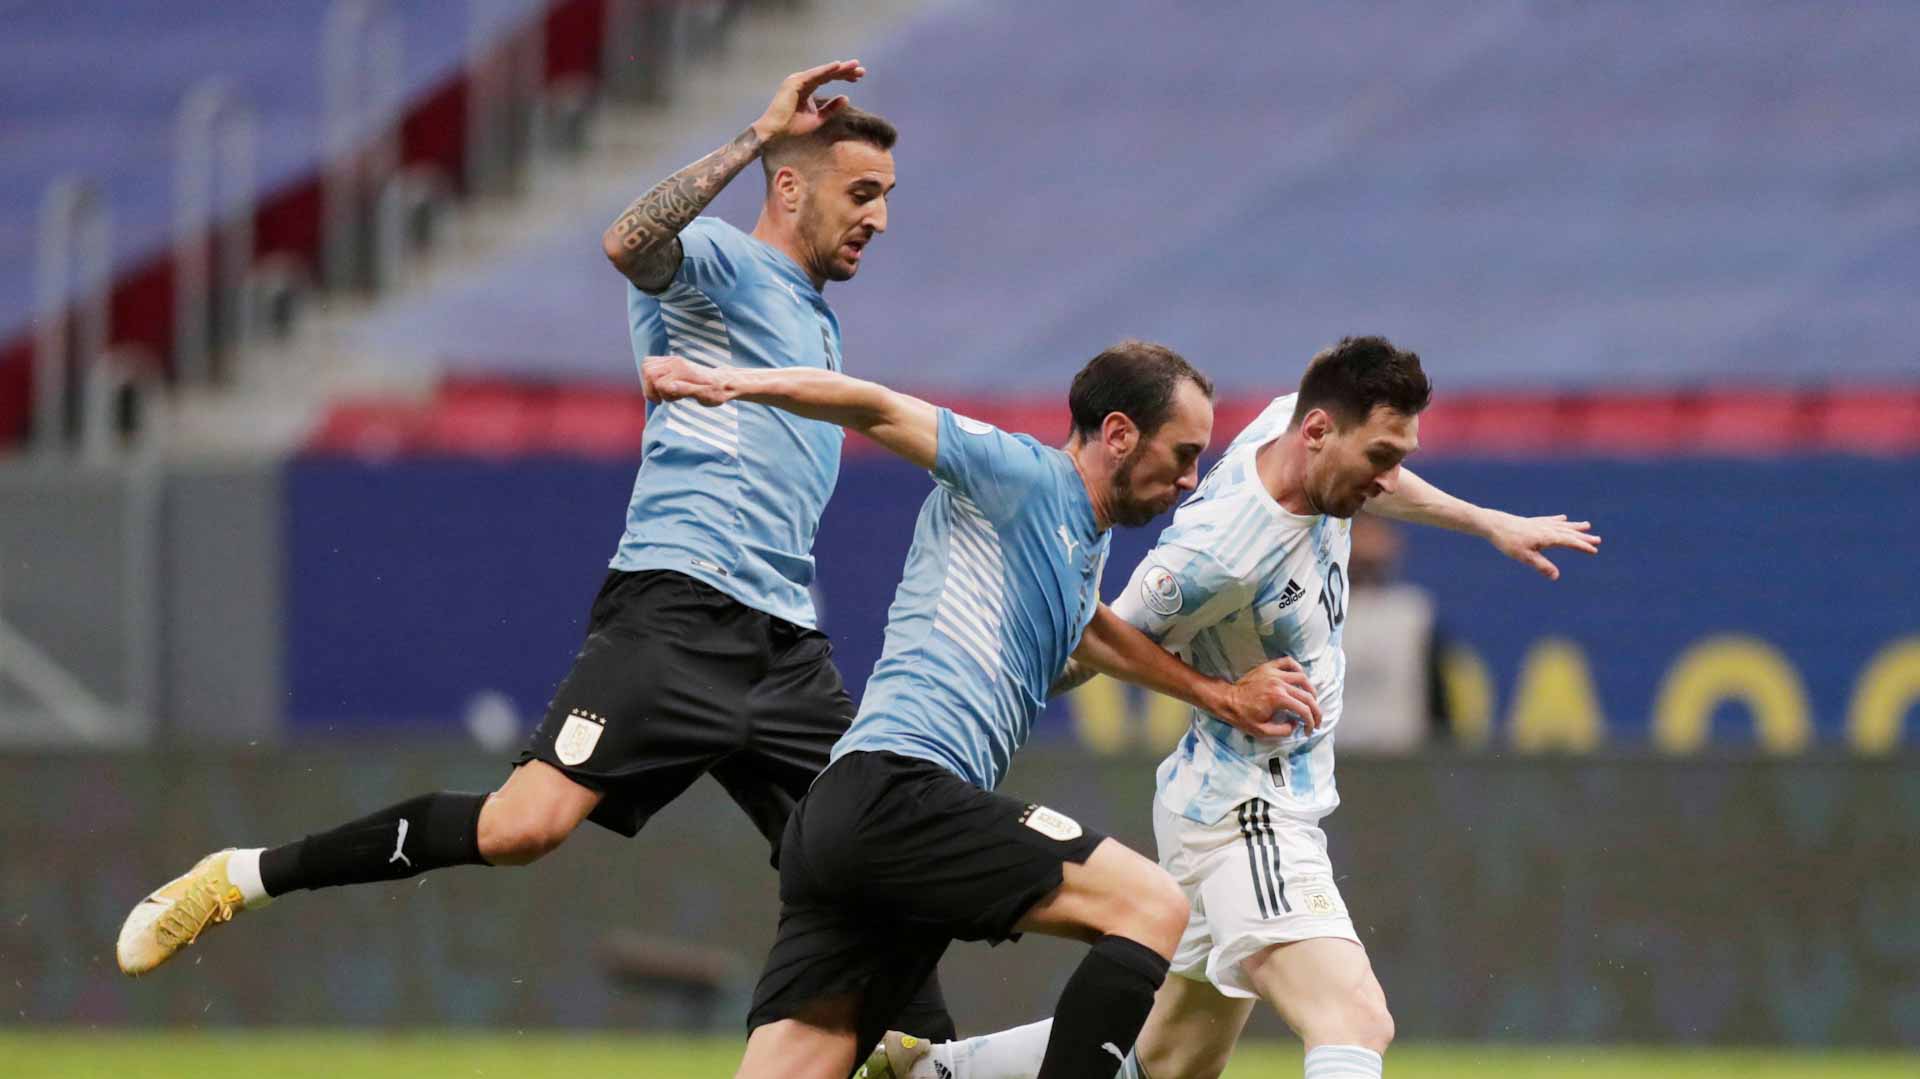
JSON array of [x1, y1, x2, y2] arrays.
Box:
[[342, 0, 1919, 401], [8, 1, 1916, 454], [0, 0, 584, 444], [0, 1, 542, 330]]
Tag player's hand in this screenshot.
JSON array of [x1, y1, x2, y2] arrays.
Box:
[[642, 355, 735, 407], [751, 60, 866, 143], [1218, 657, 1321, 739], [1486, 512, 1602, 581]]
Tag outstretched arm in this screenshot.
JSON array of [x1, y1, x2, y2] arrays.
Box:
[[1062, 605, 1322, 738], [600, 59, 866, 290], [643, 355, 939, 468], [1367, 467, 1602, 580]]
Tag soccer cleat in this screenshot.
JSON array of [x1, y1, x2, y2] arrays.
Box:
[[853, 1031, 932, 1079], [115, 849, 248, 975]]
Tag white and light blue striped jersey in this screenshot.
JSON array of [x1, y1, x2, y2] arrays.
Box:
[[615, 217, 846, 628], [1112, 393, 1351, 825], [836, 409, 1112, 791]]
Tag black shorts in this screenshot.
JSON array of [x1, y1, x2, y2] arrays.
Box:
[[516, 569, 848, 854], [747, 751, 1107, 1049]]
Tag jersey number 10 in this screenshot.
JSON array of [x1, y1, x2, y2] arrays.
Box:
[[1317, 563, 1346, 633]]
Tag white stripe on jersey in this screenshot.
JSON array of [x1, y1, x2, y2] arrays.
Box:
[[660, 286, 735, 369], [655, 285, 743, 458], [933, 495, 1006, 680], [662, 400, 741, 456]]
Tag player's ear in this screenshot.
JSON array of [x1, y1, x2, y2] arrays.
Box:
[[1101, 410, 1140, 457], [772, 165, 804, 214], [1302, 408, 1334, 450]]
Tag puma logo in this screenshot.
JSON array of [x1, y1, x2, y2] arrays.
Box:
[[390, 818, 411, 867], [1057, 524, 1080, 560], [1102, 1042, 1125, 1064]]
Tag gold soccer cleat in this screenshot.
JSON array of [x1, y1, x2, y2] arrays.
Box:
[[115, 850, 247, 975], [854, 1031, 931, 1079]]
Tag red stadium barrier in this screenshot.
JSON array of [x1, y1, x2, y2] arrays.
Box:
[[301, 383, 1920, 461], [1812, 389, 1920, 455], [1566, 394, 1692, 455], [1692, 390, 1815, 454]]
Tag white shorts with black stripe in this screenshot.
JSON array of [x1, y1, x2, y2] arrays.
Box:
[[1152, 796, 1360, 998]]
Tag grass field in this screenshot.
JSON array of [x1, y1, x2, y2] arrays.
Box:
[[1, 1032, 1912, 1078]]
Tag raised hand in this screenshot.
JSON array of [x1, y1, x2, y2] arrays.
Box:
[[751, 60, 867, 143], [642, 356, 735, 407], [1486, 513, 1603, 581], [1217, 657, 1321, 739]]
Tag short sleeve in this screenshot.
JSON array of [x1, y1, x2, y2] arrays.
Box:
[[932, 409, 1053, 522], [669, 217, 756, 296], [1111, 543, 1248, 651]]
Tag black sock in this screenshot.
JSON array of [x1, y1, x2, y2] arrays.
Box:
[[258, 791, 489, 896], [1037, 934, 1170, 1079]]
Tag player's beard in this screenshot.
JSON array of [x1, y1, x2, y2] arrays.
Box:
[[797, 193, 855, 283], [1108, 446, 1171, 528]]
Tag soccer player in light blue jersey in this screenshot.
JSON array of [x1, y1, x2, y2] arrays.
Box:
[[116, 64, 943, 1038], [883, 338, 1601, 1079], [643, 342, 1325, 1079]]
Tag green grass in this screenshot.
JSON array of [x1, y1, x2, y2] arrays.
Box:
[[0, 1032, 1912, 1078]]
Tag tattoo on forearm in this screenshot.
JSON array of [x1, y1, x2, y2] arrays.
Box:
[[608, 126, 764, 286]]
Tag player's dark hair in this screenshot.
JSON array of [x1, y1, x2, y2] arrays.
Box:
[[1290, 336, 1432, 430], [1068, 339, 1214, 442], [761, 106, 897, 181]]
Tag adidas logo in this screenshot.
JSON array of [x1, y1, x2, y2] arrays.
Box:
[[936, 1064, 954, 1079], [1275, 578, 1305, 610]]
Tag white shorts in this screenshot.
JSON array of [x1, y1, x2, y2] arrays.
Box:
[[1153, 796, 1360, 998]]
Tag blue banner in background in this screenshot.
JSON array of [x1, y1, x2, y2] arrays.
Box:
[[285, 454, 1920, 751]]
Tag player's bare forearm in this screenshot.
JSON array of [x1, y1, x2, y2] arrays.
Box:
[[1064, 605, 1321, 736], [1368, 467, 1602, 580], [1048, 658, 1098, 698], [1365, 468, 1492, 537], [726, 367, 940, 469], [1069, 605, 1231, 715], [601, 126, 766, 290]]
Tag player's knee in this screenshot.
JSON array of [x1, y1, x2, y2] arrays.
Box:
[[1330, 979, 1394, 1054], [1146, 869, 1191, 949], [1357, 989, 1395, 1053], [1118, 864, 1189, 956]]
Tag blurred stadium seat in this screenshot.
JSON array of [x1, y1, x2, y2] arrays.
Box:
[[336, 0, 1920, 400], [0, 1, 542, 332]]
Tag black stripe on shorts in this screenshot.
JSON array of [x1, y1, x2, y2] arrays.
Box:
[[1238, 800, 1290, 918]]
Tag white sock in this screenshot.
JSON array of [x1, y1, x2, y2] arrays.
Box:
[[1304, 1045, 1383, 1079], [1118, 1047, 1151, 1078], [225, 848, 272, 908], [912, 1018, 1053, 1079]]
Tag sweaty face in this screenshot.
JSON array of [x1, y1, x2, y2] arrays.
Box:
[[1110, 381, 1214, 527], [1306, 405, 1419, 518], [795, 141, 895, 282]]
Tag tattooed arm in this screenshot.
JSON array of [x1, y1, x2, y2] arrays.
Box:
[[600, 127, 765, 291], [600, 59, 867, 291]]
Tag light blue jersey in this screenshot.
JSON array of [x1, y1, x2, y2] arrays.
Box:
[[836, 409, 1112, 790], [615, 217, 846, 628], [1112, 394, 1351, 825]]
